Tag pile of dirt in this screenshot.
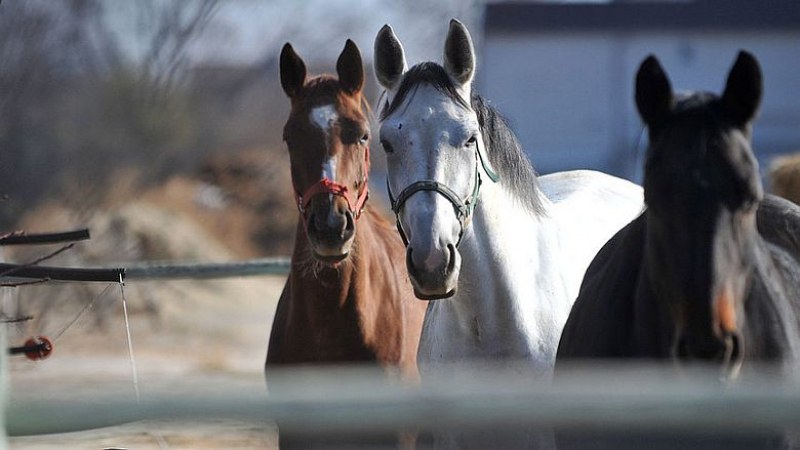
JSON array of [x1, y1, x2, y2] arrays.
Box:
[[194, 147, 297, 257], [5, 146, 298, 328], [5, 148, 291, 448]]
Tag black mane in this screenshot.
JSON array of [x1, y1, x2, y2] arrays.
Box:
[[380, 62, 544, 215]]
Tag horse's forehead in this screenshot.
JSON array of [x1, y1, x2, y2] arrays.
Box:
[[387, 84, 473, 128], [310, 104, 338, 132]]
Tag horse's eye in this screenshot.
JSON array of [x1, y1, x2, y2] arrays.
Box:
[[381, 139, 394, 153], [359, 133, 369, 145], [466, 136, 478, 146]]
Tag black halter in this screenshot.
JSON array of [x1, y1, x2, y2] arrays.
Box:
[[387, 140, 499, 247]]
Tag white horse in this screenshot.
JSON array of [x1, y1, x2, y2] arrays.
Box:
[[374, 20, 644, 377]]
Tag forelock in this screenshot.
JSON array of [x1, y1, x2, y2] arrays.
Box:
[[379, 62, 469, 120]]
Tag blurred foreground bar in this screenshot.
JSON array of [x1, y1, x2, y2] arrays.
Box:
[[7, 363, 800, 437]]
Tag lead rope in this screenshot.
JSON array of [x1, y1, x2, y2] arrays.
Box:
[[118, 273, 140, 402], [118, 274, 171, 449], [118, 275, 171, 450], [51, 283, 115, 342]]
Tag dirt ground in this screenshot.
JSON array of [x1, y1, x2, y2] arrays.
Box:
[[3, 172, 293, 449], [6, 274, 285, 449]]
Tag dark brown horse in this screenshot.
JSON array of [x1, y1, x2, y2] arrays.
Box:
[[557, 51, 800, 368], [556, 51, 800, 449], [265, 40, 426, 378]]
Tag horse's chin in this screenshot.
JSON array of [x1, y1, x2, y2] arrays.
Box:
[[409, 274, 458, 300], [405, 243, 461, 300], [311, 240, 354, 266], [313, 251, 349, 266], [413, 288, 456, 301]]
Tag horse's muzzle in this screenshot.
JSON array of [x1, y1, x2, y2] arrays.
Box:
[[674, 330, 744, 380], [305, 198, 356, 265], [405, 245, 460, 300]]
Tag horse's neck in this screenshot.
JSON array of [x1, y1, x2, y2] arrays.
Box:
[[631, 248, 676, 357], [289, 216, 401, 347], [447, 180, 571, 366], [290, 220, 361, 324]]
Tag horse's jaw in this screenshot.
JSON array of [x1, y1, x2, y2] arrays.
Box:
[[307, 230, 356, 267]]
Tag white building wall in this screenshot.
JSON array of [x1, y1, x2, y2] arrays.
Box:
[[479, 31, 800, 182]]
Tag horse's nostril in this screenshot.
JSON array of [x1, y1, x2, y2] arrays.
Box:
[[344, 210, 355, 232], [341, 210, 355, 241], [446, 243, 457, 273], [406, 248, 416, 274], [336, 199, 349, 216]]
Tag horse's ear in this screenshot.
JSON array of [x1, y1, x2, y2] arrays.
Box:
[[280, 43, 306, 99], [721, 50, 763, 128], [337, 39, 364, 94], [635, 54, 673, 128], [443, 19, 475, 87], [374, 24, 407, 90]]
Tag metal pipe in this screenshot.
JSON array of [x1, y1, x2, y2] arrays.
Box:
[[0, 257, 290, 284], [6, 365, 800, 437]]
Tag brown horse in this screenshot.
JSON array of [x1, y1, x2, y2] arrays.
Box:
[[265, 40, 425, 379]]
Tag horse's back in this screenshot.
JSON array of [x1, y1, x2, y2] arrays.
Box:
[[539, 170, 642, 208], [538, 170, 643, 245], [538, 170, 644, 299]]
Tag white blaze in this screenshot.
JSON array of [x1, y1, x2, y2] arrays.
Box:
[[311, 105, 338, 180], [311, 105, 338, 135], [322, 157, 337, 180]]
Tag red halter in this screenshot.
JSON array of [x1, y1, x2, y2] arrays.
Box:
[[294, 146, 370, 220]]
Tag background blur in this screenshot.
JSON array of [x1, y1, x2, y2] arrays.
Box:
[[2, 0, 799, 249], [0, 0, 479, 254], [2, 1, 799, 446]]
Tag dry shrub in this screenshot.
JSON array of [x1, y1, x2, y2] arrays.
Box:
[[769, 153, 800, 205]]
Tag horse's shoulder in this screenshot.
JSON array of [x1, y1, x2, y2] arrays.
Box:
[[556, 214, 646, 360]]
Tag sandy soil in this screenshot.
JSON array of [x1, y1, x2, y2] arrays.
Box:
[[2, 177, 293, 449], [7, 275, 285, 449]]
